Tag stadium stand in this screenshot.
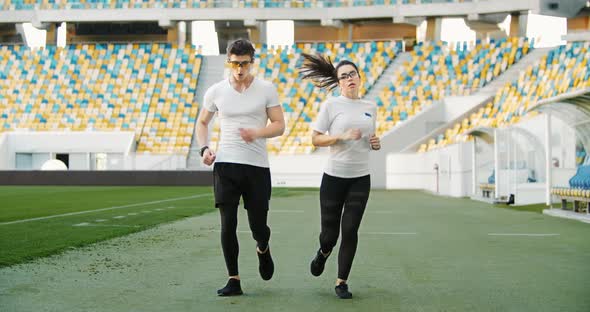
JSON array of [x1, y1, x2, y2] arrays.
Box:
[[3, 0, 468, 10], [376, 37, 533, 137], [418, 41, 590, 153], [0, 38, 535, 156], [0, 43, 201, 155]]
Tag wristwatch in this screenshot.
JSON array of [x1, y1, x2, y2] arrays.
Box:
[[199, 145, 209, 157]]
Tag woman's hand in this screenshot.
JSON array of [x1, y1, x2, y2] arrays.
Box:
[[239, 128, 259, 143], [369, 134, 381, 150], [340, 128, 362, 141]]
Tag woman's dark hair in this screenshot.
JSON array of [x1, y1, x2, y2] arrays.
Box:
[[299, 53, 360, 91], [226, 39, 255, 60]]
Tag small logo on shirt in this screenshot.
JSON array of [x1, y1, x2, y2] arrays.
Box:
[[364, 112, 372, 118]]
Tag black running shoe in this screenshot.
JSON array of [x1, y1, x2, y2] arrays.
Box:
[[257, 245, 274, 281], [335, 282, 352, 299], [310, 249, 329, 277], [217, 278, 243, 296]]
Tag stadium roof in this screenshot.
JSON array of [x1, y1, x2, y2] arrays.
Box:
[[525, 87, 590, 127], [0, 0, 577, 25]]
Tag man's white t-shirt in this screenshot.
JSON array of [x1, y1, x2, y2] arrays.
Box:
[[312, 96, 377, 178], [203, 77, 279, 168]]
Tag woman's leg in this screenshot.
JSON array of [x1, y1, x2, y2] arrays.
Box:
[[319, 174, 348, 254], [337, 175, 370, 281]]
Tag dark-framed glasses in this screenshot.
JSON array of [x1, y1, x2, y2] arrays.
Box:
[[338, 70, 358, 80]]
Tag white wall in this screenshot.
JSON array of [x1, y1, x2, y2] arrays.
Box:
[[31, 153, 51, 169], [5, 131, 135, 154], [69, 153, 90, 170], [0, 131, 193, 171], [107, 153, 125, 170], [0, 131, 135, 170], [369, 102, 445, 189], [386, 143, 473, 197], [269, 153, 328, 187], [0, 134, 8, 169], [371, 95, 487, 189], [128, 154, 188, 170]]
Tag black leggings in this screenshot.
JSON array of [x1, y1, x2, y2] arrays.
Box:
[[319, 173, 370, 280], [219, 203, 270, 276]]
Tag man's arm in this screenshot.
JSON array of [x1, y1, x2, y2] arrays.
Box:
[[196, 108, 217, 166], [239, 106, 285, 142], [196, 108, 215, 148]]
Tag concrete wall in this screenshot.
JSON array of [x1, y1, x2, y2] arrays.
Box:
[[128, 154, 188, 171], [369, 95, 487, 189], [0, 1, 541, 24], [0, 134, 8, 170], [0, 132, 193, 171], [269, 153, 328, 187], [32, 153, 51, 170], [0, 170, 213, 186], [386, 143, 472, 197], [4, 131, 135, 155], [69, 153, 90, 170]]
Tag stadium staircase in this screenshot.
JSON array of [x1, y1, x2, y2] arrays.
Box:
[[408, 48, 551, 152], [187, 55, 226, 169], [364, 51, 412, 103]]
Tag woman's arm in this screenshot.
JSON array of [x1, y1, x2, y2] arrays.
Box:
[[312, 129, 361, 147]]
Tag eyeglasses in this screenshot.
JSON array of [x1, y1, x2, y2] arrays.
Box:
[[227, 60, 252, 69], [338, 70, 358, 80]]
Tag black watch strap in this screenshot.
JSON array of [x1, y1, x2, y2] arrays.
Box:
[[199, 146, 209, 157]]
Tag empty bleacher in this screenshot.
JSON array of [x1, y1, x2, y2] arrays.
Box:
[[0, 43, 201, 155], [0, 37, 552, 157], [376, 37, 533, 137], [3, 0, 468, 10], [419, 41, 590, 152]]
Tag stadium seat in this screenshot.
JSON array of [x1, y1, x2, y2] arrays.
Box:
[[422, 41, 589, 152], [0, 43, 202, 156]]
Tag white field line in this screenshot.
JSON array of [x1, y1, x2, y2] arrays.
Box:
[[209, 229, 282, 234], [487, 233, 560, 237], [73, 223, 140, 228], [362, 232, 418, 235], [0, 194, 210, 226], [74, 206, 179, 227]]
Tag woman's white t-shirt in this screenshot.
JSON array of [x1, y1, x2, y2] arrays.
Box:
[[312, 96, 377, 178], [203, 77, 279, 168]]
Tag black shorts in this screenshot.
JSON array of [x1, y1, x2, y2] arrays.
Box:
[[213, 162, 272, 210]]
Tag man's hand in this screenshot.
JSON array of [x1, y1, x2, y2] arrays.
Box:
[[239, 128, 259, 143], [202, 148, 216, 166]]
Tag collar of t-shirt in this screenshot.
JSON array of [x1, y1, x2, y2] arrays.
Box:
[[228, 76, 256, 94]]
